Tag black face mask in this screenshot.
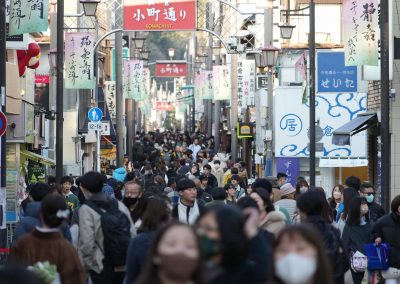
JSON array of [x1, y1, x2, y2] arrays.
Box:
[[123, 197, 138, 207]]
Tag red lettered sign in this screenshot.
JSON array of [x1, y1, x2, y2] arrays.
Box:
[[155, 102, 175, 111], [124, 0, 196, 31], [35, 75, 50, 84], [156, 62, 187, 77]]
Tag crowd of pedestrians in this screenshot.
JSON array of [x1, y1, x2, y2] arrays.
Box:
[[2, 131, 400, 284]]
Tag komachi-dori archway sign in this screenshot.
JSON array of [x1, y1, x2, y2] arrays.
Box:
[[124, 0, 197, 31]]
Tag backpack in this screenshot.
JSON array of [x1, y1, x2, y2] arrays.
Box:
[[86, 199, 131, 267]]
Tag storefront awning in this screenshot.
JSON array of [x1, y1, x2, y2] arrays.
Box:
[[21, 150, 56, 166], [332, 113, 378, 146]]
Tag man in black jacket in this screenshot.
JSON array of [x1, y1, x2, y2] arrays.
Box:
[[297, 190, 348, 284], [372, 195, 400, 280], [360, 182, 385, 224], [172, 178, 204, 225]]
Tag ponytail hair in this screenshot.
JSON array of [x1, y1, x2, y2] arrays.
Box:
[[40, 193, 69, 228]]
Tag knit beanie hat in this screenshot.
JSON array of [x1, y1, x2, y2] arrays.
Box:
[[112, 167, 127, 183], [280, 183, 296, 196], [176, 178, 196, 192]]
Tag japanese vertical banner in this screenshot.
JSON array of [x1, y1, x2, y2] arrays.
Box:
[[124, 0, 196, 31], [213, 66, 231, 101], [343, 0, 379, 66], [124, 60, 143, 100], [139, 68, 151, 102], [65, 32, 95, 89], [276, 157, 300, 187], [203, 71, 214, 100], [194, 72, 203, 100], [104, 81, 116, 118], [237, 60, 256, 109], [9, 0, 49, 36]]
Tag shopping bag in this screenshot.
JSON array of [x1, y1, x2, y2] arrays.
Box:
[[364, 243, 390, 271]]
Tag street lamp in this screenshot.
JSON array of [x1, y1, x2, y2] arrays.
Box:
[[132, 37, 146, 50], [141, 50, 150, 61], [80, 0, 100, 17], [48, 48, 57, 75], [197, 54, 207, 64], [278, 22, 296, 40], [278, 0, 317, 188], [168, 48, 175, 60]]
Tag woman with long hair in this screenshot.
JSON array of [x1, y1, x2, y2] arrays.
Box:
[[125, 195, 171, 284], [328, 185, 344, 218], [196, 205, 268, 284], [135, 223, 203, 284], [273, 225, 333, 284], [342, 197, 372, 284]]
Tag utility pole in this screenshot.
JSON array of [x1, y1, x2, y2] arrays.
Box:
[[380, 0, 390, 211], [115, 31, 124, 167], [264, 7, 273, 177], [206, 7, 213, 137], [230, 54, 239, 163], [0, 0, 6, 189], [127, 33, 135, 162], [56, 0, 64, 181], [309, 0, 316, 188]]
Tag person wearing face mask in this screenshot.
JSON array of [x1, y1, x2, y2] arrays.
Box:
[[135, 223, 203, 284], [277, 173, 288, 188], [342, 197, 372, 284], [122, 180, 145, 230], [372, 195, 400, 284], [295, 179, 310, 198], [329, 185, 344, 218], [125, 196, 172, 284], [360, 183, 385, 224], [211, 160, 224, 187], [273, 225, 333, 284], [297, 190, 348, 284], [196, 205, 269, 284]]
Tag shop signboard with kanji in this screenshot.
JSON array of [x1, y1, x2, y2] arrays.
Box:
[[8, 0, 49, 36], [343, 0, 379, 66], [156, 62, 187, 77], [155, 102, 175, 111], [317, 51, 358, 93], [65, 32, 95, 89], [124, 0, 196, 31]]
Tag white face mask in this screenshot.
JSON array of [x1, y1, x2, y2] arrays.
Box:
[[214, 164, 220, 169], [275, 253, 317, 284], [333, 191, 342, 200], [300, 187, 308, 194]]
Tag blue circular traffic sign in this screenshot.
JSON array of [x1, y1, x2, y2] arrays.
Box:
[[0, 111, 7, 137], [88, 107, 103, 122]]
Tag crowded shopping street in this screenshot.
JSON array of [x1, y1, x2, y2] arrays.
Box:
[[0, 0, 400, 283]]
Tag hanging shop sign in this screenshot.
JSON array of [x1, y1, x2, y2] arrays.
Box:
[[124, 0, 196, 31], [8, 0, 49, 36], [123, 60, 143, 100], [317, 51, 358, 93], [155, 61, 187, 77], [237, 123, 253, 139], [155, 102, 175, 111], [65, 32, 95, 89], [343, 0, 379, 66]]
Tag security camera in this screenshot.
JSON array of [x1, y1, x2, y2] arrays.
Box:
[[227, 37, 237, 49]]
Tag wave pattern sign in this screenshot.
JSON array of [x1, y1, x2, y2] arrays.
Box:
[[274, 87, 367, 158]]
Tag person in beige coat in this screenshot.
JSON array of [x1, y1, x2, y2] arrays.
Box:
[[211, 160, 224, 187], [78, 172, 136, 284]]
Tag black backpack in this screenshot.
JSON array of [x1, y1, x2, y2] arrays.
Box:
[[86, 199, 131, 267]]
